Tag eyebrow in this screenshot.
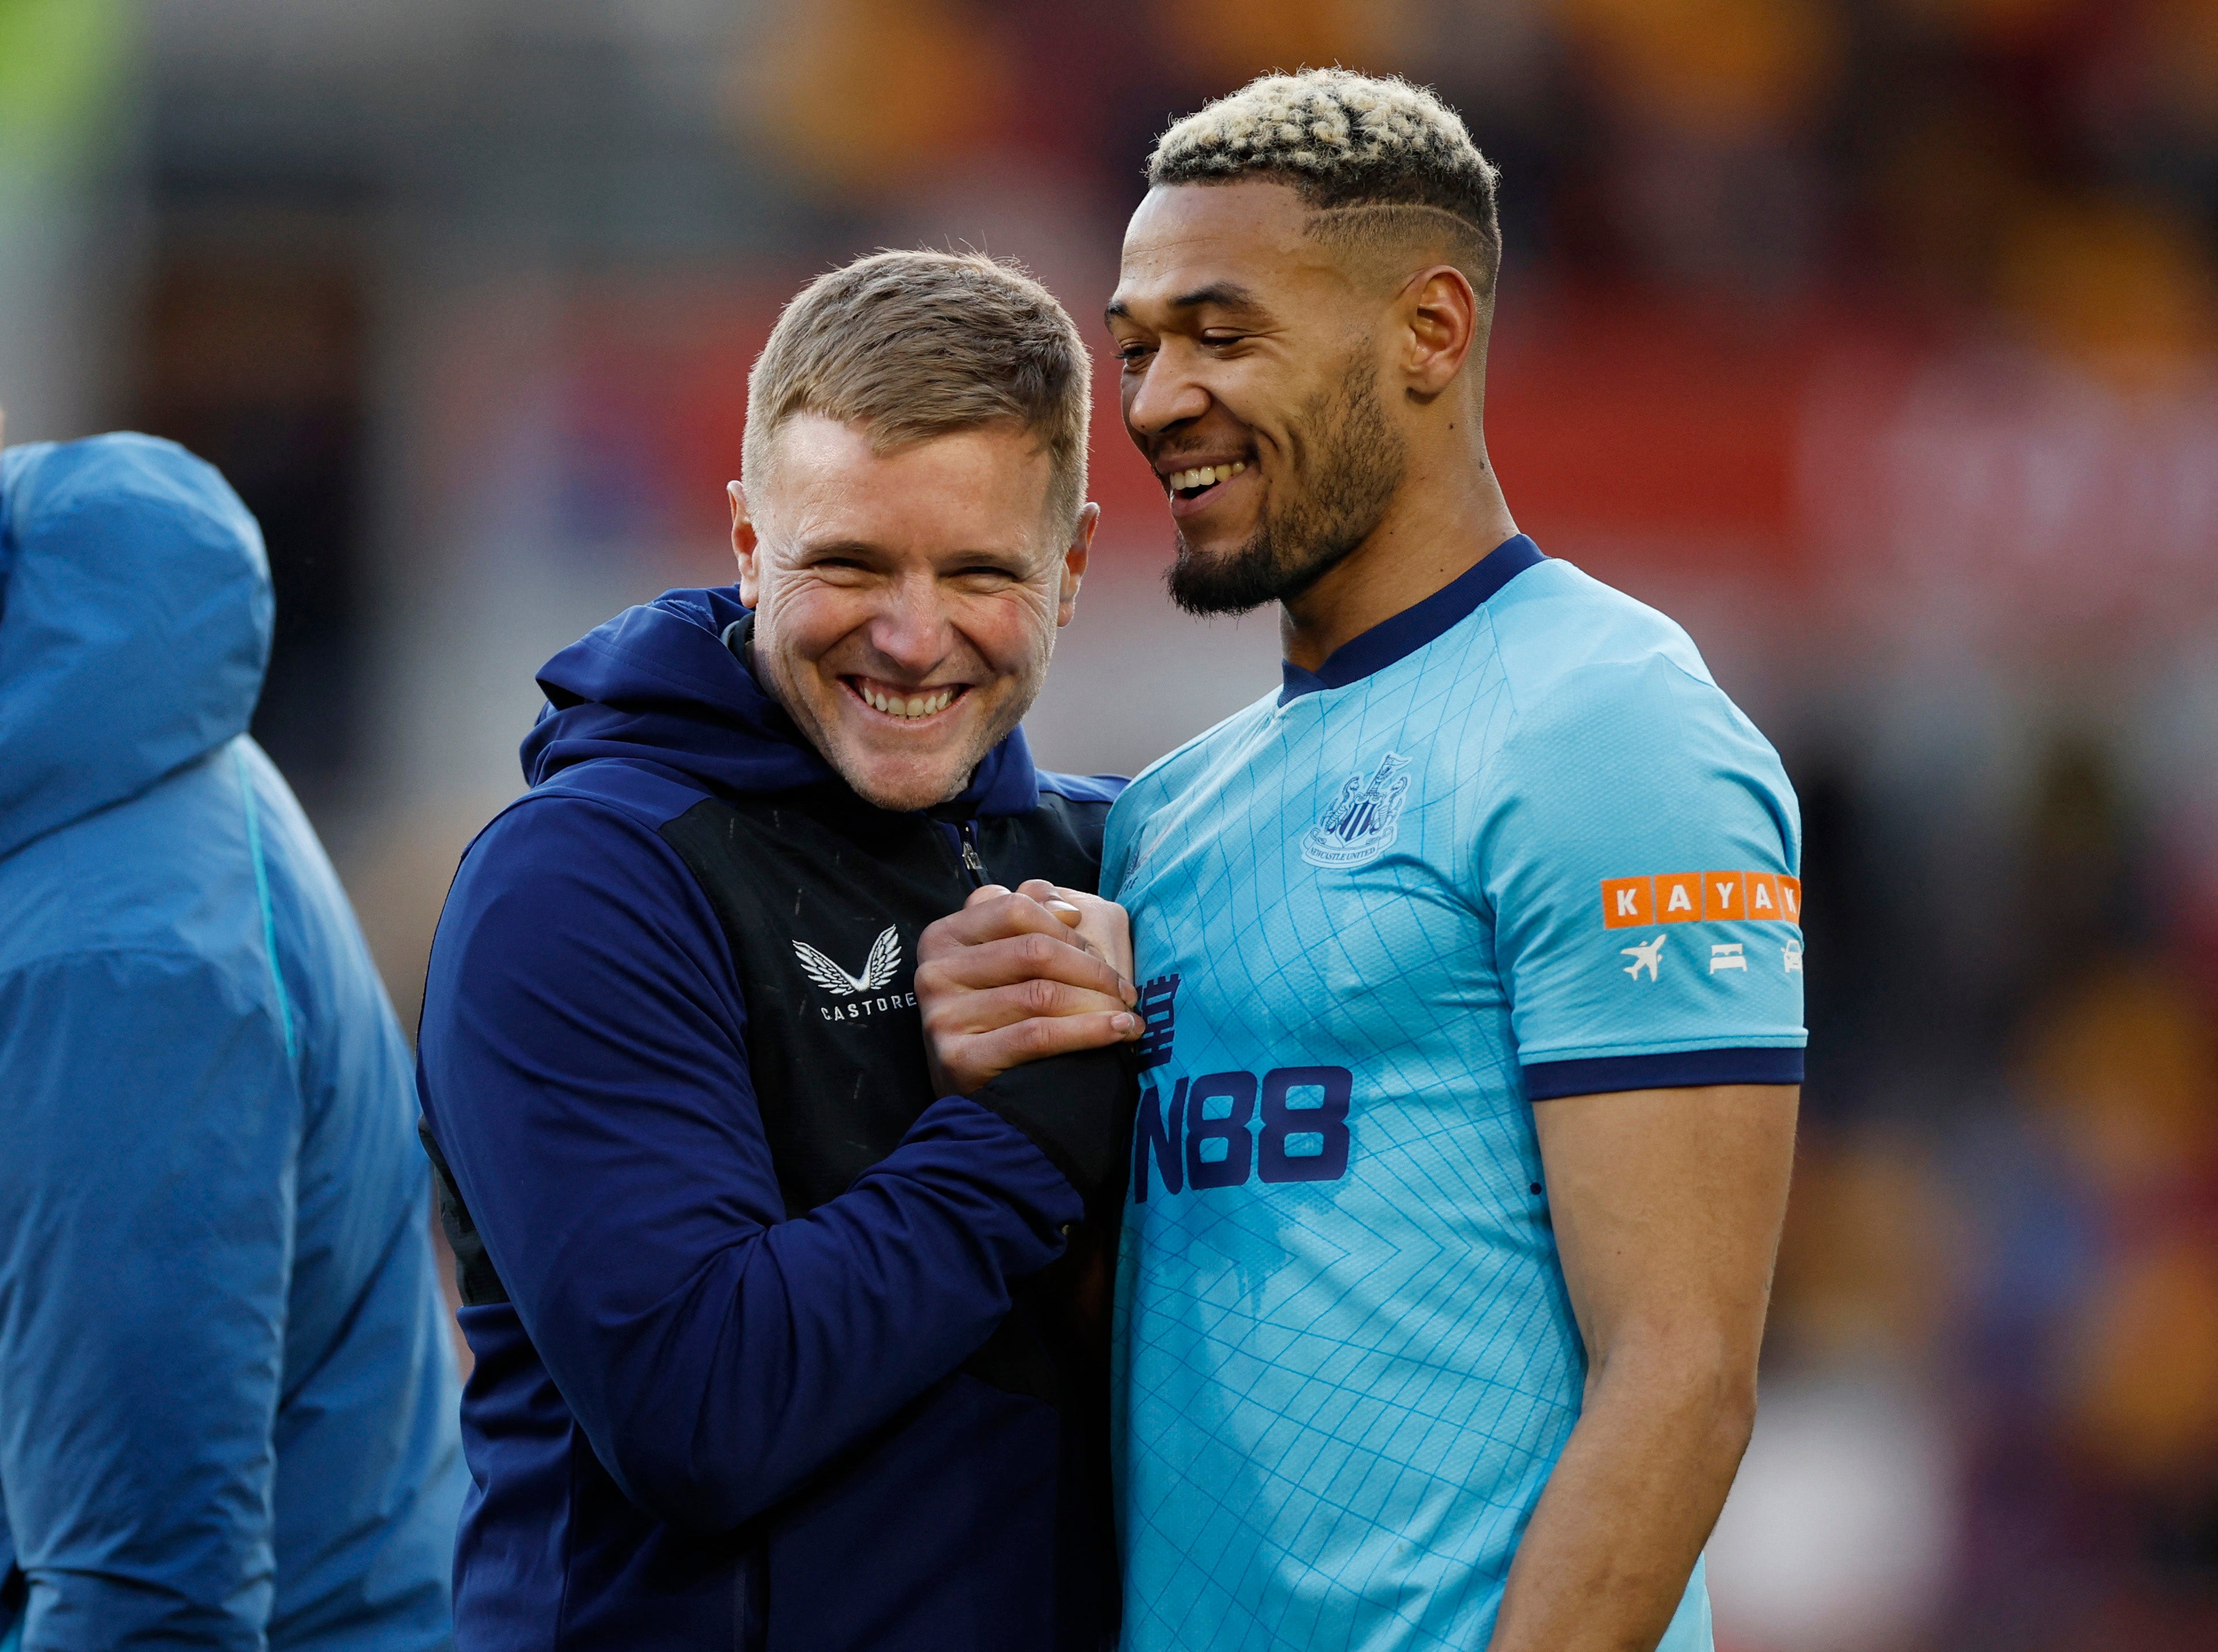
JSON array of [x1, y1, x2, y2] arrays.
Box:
[[795, 536, 1034, 569], [1106, 280, 1268, 322]]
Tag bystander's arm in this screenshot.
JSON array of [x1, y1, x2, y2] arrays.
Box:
[[0, 951, 299, 1651]]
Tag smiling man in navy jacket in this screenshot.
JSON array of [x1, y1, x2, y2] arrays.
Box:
[[415, 252, 1149, 1652]]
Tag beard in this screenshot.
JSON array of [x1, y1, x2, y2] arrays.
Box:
[[1165, 349, 1408, 617]]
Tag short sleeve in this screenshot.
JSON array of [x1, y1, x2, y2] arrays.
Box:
[[1478, 653, 1807, 1101]]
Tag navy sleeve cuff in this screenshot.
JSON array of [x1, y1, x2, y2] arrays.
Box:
[[1521, 1046, 1805, 1101], [969, 1049, 1139, 1215]]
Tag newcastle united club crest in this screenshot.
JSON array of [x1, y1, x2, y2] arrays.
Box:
[[1300, 750, 1415, 870]]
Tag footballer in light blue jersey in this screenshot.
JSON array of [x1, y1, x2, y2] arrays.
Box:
[[902, 64, 1808, 1652], [1102, 535, 1803, 1652]]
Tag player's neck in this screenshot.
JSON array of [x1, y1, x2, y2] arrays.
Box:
[[1279, 445, 1519, 672]]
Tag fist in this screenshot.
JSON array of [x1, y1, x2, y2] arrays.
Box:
[[916, 883, 1142, 1097]]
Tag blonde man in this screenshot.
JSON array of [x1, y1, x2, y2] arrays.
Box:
[[418, 252, 1141, 1652]]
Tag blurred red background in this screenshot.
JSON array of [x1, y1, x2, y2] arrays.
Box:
[[6, 2, 2218, 1646]]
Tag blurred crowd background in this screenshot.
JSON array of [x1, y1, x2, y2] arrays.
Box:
[[6, 1, 2218, 1647]]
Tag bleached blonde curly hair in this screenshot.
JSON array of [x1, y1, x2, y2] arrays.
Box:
[[1148, 68, 1502, 301]]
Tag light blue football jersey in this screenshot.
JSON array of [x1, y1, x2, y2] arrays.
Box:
[[1103, 537, 1804, 1652]]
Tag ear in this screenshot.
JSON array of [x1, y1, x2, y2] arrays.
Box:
[[730, 481, 764, 608], [1057, 502, 1100, 628], [1399, 265, 1480, 401]]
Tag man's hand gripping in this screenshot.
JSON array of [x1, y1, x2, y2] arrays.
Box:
[[916, 880, 1143, 1097]]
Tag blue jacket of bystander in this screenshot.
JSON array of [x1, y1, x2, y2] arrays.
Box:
[[0, 434, 466, 1651]]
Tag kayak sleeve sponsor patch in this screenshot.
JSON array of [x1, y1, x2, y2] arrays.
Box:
[[1601, 872, 1800, 928]]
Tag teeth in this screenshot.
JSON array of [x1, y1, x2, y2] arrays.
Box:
[[1169, 461, 1247, 493], [861, 685, 955, 719]]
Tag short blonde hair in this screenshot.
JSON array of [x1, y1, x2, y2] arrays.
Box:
[[743, 250, 1091, 529], [1149, 69, 1502, 301]]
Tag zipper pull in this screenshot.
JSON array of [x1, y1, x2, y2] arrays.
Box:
[[959, 822, 987, 887]]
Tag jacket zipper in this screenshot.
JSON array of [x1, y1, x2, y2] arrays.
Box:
[[956, 820, 987, 889]]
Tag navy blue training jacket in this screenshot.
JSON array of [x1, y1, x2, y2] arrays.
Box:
[[417, 586, 1127, 1651]]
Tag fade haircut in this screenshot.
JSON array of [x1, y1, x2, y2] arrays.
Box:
[[1147, 69, 1502, 307], [744, 250, 1091, 531]]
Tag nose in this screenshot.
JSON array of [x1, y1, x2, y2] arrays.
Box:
[[1123, 342, 1211, 442], [867, 570, 952, 679]]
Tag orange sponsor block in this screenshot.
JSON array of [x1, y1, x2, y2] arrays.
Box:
[[1703, 871, 1746, 921], [1776, 876, 1802, 925], [1655, 872, 1703, 922], [1600, 876, 1655, 928], [1746, 872, 1783, 922]]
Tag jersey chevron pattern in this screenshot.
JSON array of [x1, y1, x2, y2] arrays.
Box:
[[1103, 538, 1804, 1652]]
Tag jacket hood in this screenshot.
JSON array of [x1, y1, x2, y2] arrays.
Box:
[[0, 434, 271, 861], [523, 586, 1043, 817]]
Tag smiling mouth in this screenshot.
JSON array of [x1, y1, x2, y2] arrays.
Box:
[[844, 677, 968, 722], [1165, 459, 1248, 502]]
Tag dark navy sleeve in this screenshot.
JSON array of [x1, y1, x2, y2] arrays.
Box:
[[417, 794, 1081, 1533]]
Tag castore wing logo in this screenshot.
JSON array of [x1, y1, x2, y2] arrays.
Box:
[[793, 926, 902, 996], [1301, 750, 1415, 869]]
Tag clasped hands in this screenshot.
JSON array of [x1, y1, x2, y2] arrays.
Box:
[[916, 880, 1144, 1097]]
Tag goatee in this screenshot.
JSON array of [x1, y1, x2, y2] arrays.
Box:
[[1166, 350, 1407, 617]]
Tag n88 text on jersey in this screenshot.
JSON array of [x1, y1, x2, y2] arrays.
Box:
[[1131, 1067, 1355, 1201]]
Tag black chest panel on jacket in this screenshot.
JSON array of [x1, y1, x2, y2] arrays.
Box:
[[427, 780, 1112, 1322], [657, 782, 1107, 1218], [658, 781, 1112, 1413]]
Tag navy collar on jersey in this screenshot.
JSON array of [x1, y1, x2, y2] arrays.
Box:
[[1278, 533, 1546, 705]]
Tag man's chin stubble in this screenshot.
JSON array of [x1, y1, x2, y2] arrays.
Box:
[[761, 642, 1041, 811], [824, 710, 1029, 813], [1165, 359, 1406, 618], [829, 753, 969, 813], [765, 657, 977, 811], [1166, 524, 1349, 617]]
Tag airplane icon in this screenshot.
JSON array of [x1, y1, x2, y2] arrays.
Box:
[[1621, 934, 1667, 981]]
